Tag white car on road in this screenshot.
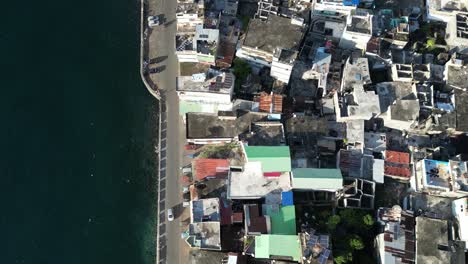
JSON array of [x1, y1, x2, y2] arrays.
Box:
[[167, 208, 174, 221], [148, 16, 161, 27]]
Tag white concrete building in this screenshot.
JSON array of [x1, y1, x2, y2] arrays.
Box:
[[339, 10, 373, 50], [177, 71, 235, 116], [270, 49, 297, 84], [426, 0, 468, 48]]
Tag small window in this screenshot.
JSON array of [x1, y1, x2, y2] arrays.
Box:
[[199, 34, 208, 38]]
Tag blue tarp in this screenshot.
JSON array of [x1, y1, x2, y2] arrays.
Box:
[[281, 191, 294, 206], [343, 0, 360, 6]]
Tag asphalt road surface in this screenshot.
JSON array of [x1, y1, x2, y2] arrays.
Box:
[[145, 0, 185, 263]]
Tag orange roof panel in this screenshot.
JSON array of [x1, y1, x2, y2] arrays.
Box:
[[193, 159, 230, 181]]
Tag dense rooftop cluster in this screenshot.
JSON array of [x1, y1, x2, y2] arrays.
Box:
[[175, 0, 468, 263]]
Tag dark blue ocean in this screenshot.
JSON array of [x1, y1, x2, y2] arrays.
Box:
[[1, 1, 158, 263]]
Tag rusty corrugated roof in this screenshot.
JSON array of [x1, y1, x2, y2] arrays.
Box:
[[385, 150, 410, 164], [273, 94, 283, 113], [384, 165, 412, 178], [193, 159, 230, 181]]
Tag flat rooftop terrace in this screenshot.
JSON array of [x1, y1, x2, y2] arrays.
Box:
[[228, 162, 291, 199], [177, 72, 234, 94], [243, 15, 304, 54]]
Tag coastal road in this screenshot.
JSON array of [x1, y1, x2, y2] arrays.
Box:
[[145, 0, 187, 263]]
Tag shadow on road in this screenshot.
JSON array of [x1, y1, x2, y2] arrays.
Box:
[[149, 55, 168, 64], [165, 19, 176, 27]]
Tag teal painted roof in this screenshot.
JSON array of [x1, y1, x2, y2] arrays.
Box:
[[244, 146, 291, 172], [264, 205, 296, 235], [255, 235, 301, 261], [292, 168, 343, 190]]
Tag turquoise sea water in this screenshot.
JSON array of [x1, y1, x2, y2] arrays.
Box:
[[1, 1, 158, 263]]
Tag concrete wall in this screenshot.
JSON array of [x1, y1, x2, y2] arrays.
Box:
[[271, 60, 293, 83], [339, 30, 371, 50]]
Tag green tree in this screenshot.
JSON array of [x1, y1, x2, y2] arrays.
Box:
[[334, 252, 353, 264], [426, 38, 436, 51], [338, 209, 361, 229], [362, 214, 374, 227], [232, 58, 251, 92], [233, 58, 251, 80], [334, 255, 347, 264], [327, 215, 341, 231], [349, 235, 365, 250]]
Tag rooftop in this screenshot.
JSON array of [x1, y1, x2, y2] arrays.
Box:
[[254, 234, 302, 262], [390, 100, 420, 121], [454, 88, 468, 131], [291, 168, 343, 190], [193, 159, 230, 181], [228, 162, 291, 199], [191, 198, 220, 222], [244, 204, 269, 235], [276, 48, 299, 64], [339, 87, 381, 120], [421, 159, 451, 190], [416, 216, 451, 264], [177, 71, 234, 93], [264, 205, 297, 235], [347, 15, 372, 34], [341, 57, 371, 92], [385, 150, 410, 164], [384, 150, 411, 179], [428, 0, 468, 11], [186, 111, 269, 139], [449, 160, 468, 192], [376, 207, 416, 263], [338, 148, 363, 178], [243, 15, 304, 54], [244, 146, 292, 173], [187, 222, 221, 250], [376, 82, 417, 113], [452, 198, 468, 249], [364, 132, 386, 154], [346, 119, 365, 144], [447, 64, 468, 89], [255, 93, 283, 113], [186, 112, 238, 139], [239, 122, 286, 146]]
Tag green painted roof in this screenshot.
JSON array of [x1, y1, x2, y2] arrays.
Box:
[[244, 146, 291, 172], [264, 205, 297, 235], [292, 168, 343, 190], [255, 235, 301, 261]]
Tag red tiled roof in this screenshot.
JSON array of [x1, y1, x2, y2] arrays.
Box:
[[256, 93, 283, 113], [258, 93, 273, 113], [273, 94, 283, 113], [193, 159, 230, 181], [384, 165, 412, 178], [385, 151, 410, 164]]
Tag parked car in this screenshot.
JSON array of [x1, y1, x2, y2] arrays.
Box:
[[148, 16, 160, 27], [167, 208, 174, 221], [183, 201, 190, 208], [182, 167, 192, 175]]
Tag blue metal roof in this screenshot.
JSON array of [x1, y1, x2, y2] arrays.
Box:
[[281, 191, 294, 206]]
